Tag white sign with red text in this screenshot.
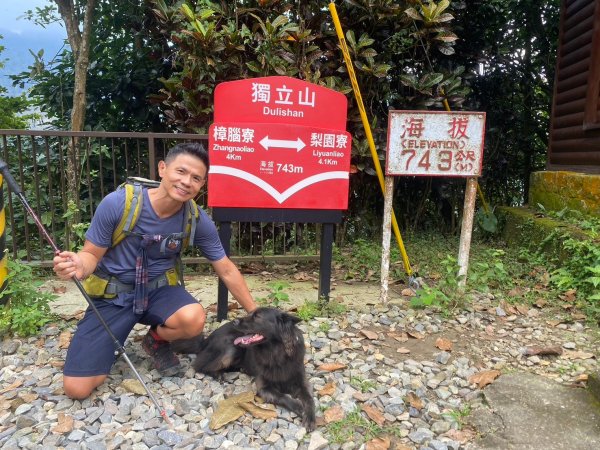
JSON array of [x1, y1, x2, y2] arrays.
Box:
[[386, 111, 486, 177]]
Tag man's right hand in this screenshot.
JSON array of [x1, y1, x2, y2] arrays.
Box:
[[53, 251, 83, 280], [53, 241, 107, 282]]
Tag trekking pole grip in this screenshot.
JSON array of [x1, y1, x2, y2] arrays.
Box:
[[0, 159, 23, 194]]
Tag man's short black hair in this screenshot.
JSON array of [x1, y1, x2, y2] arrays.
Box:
[[165, 142, 209, 170]]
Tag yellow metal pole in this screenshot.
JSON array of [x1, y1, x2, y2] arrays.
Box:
[[476, 182, 490, 214], [329, 2, 414, 278]]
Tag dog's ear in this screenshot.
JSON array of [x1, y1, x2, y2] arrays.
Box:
[[279, 312, 301, 357], [281, 312, 301, 325]]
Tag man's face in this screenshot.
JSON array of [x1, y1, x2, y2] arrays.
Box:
[[158, 153, 207, 202]]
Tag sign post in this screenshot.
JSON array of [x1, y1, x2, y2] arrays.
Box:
[[380, 176, 394, 303], [209, 76, 352, 319], [383, 110, 486, 295], [457, 178, 478, 286]]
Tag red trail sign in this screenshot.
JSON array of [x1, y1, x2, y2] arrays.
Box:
[[208, 76, 352, 210]]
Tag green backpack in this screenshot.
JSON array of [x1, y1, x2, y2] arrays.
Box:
[[112, 177, 199, 249]]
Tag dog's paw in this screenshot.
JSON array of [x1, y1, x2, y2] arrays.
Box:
[[302, 415, 316, 432]]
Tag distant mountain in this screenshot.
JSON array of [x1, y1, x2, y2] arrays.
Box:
[[0, 27, 66, 96]]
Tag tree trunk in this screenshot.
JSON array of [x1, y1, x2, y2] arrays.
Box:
[[54, 0, 95, 247]]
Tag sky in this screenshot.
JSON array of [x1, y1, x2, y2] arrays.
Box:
[[0, 0, 67, 95]]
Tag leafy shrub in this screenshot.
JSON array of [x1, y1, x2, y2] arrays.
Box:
[[469, 249, 511, 291], [410, 255, 459, 311], [527, 208, 600, 319], [257, 281, 291, 307], [549, 235, 600, 318], [475, 207, 499, 235], [0, 258, 57, 337], [296, 301, 321, 321], [410, 248, 510, 312]]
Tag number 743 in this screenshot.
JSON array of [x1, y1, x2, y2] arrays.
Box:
[[401, 149, 452, 172]]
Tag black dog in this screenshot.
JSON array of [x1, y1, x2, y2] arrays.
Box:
[[171, 307, 316, 431]]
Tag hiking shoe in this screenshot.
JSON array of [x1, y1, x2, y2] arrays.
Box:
[[142, 329, 180, 376]]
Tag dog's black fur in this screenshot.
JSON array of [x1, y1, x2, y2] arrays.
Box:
[[171, 307, 316, 431]]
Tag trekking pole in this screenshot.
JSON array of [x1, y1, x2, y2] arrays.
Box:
[[0, 159, 172, 426]]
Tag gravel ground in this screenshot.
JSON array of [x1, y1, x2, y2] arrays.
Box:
[[1, 290, 599, 450]]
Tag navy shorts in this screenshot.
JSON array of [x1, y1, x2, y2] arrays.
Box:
[[64, 285, 199, 377]]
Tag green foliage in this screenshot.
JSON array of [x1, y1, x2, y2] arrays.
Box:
[[325, 407, 401, 445], [456, 0, 560, 206], [296, 301, 320, 321], [5, 0, 561, 240], [476, 207, 499, 235], [549, 236, 600, 317], [336, 239, 374, 279], [349, 375, 377, 393], [542, 207, 600, 236], [0, 259, 57, 337], [442, 404, 472, 430], [297, 298, 346, 321], [13, 1, 169, 131], [524, 208, 600, 319], [410, 255, 459, 311], [469, 249, 511, 291], [410, 247, 510, 312], [149, 0, 472, 236], [257, 281, 290, 307], [63, 200, 90, 251], [318, 321, 331, 333], [70, 221, 91, 252], [0, 35, 37, 129], [410, 283, 453, 311], [393, 214, 599, 322], [1, 135, 121, 259], [8, 0, 561, 240], [334, 239, 382, 281], [0, 94, 35, 129]]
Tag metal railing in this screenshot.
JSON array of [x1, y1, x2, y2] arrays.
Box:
[[0, 130, 320, 266]]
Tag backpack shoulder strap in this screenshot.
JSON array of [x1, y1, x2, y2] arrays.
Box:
[[112, 183, 144, 246], [182, 200, 199, 249], [175, 199, 199, 288]]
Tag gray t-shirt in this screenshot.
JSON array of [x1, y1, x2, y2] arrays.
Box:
[[86, 188, 225, 283]]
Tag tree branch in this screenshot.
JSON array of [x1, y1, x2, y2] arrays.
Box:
[[54, 0, 81, 54]]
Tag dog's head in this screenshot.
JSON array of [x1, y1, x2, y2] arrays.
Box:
[[231, 307, 302, 356]]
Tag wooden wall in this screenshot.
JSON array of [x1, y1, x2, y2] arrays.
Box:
[[548, 0, 600, 173]]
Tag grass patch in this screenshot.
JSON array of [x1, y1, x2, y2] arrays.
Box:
[[325, 407, 401, 445], [442, 404, 472, 429], [318, 321, 331, 333], [349, 375, 377, 393], [297, 298, 347, 321]]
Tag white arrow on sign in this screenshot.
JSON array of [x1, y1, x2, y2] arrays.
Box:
[[259, 136, 306, 152]]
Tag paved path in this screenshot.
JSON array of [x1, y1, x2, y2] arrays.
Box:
[[468, 372, 600, 450]]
